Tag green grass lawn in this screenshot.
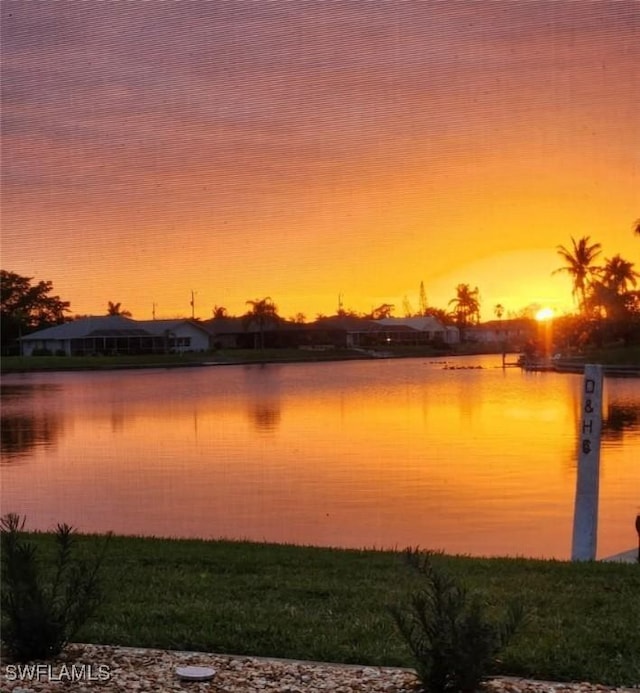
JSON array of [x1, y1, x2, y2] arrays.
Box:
[[3, 343, 638, 374], [0, 352, 213, 372], [9, 534, 640, 686], [0, 348, 370, 373]]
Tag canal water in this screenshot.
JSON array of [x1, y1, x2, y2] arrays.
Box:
[[1, 355, 638, 559]]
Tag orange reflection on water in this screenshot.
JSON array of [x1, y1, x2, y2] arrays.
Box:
[[1, 359, 638, 559]]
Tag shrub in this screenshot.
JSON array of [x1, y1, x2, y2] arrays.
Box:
[[390, 549, 525, 693], [0, 514, 111, 662]]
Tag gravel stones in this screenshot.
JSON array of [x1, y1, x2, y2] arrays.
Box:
[[1, 644, 636, 693]]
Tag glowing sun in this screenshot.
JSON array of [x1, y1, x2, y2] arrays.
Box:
[[535, 307, 555, 322]]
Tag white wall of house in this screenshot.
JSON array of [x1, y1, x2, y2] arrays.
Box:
[[463, 327, 501, 343], [462, 324, 533, 345], [21, 339, 70, 356], [445, 326, 460, 344], [164, 323, 210, 352]]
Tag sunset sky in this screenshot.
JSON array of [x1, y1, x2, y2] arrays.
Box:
[[2, 1, 638, 321]]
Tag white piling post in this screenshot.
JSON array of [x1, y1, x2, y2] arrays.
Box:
[[571, 364, 603, 561]]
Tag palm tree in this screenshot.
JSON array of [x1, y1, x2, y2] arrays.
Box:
[[106, 301, 132, 317], [494, 303, 505, 320], [244, 297, 280, 350], [370, 303, 395, 320], [633, 218, 640, 237], [448, 284, 480, 326], [553, 236, 602, 314], [587, 255, 638, 321], [600, 254, 639, 294]]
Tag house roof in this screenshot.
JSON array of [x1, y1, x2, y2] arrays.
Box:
[[462, 318, 535, 334], [136, 319, 214, 336], [376, 317, 446, 332], [20, 316, 141, 341], [203, 317, 312, 334], [309, 316, 451, 333], [20, 316, 213, 340], [202, 317, 246, 334], [473, 318, 535, 330], [310, 316, 380, 332]]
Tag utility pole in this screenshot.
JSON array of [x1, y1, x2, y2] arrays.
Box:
[[190, 290, 196, 320]]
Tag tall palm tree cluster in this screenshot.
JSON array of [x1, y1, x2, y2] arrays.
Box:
[[448, 284, 481, 326], [554, 236, 639, 319]]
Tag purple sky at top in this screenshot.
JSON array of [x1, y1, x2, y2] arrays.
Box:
[[2, 1, 638, 319]]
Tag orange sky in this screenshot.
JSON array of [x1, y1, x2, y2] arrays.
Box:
[[2, 2, 638, 321]]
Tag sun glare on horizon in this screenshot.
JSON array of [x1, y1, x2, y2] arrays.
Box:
[[535, 307, 555, 322]]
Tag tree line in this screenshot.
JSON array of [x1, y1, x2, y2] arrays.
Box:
[[0, 272, 483, 351], [2, 220, 638, 353], [551, 232, 639, 349], [554, 236, 638, 319]]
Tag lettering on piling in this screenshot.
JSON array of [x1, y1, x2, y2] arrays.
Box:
[[581, 378, 596, 452], [571, 365, 603, 561]]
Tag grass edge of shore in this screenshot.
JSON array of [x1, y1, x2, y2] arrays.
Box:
[[2, 532, 639, 687]]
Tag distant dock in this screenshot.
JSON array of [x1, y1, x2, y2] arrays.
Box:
[[520, 359, 640, 378]]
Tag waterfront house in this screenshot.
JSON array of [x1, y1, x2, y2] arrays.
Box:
[[376, 317, 459, 344], [19, 316, 213, 356], [461, 318, 535, 350], [197, 314, 458, 351], [305, 315, 458, 348], [203, 316, 308, 349]]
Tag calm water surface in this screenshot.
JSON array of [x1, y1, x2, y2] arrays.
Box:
[[1, 356, 638, 559]]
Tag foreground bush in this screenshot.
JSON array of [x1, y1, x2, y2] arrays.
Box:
[[390, 549, 525, 693], [0, 514, 111, 662]]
